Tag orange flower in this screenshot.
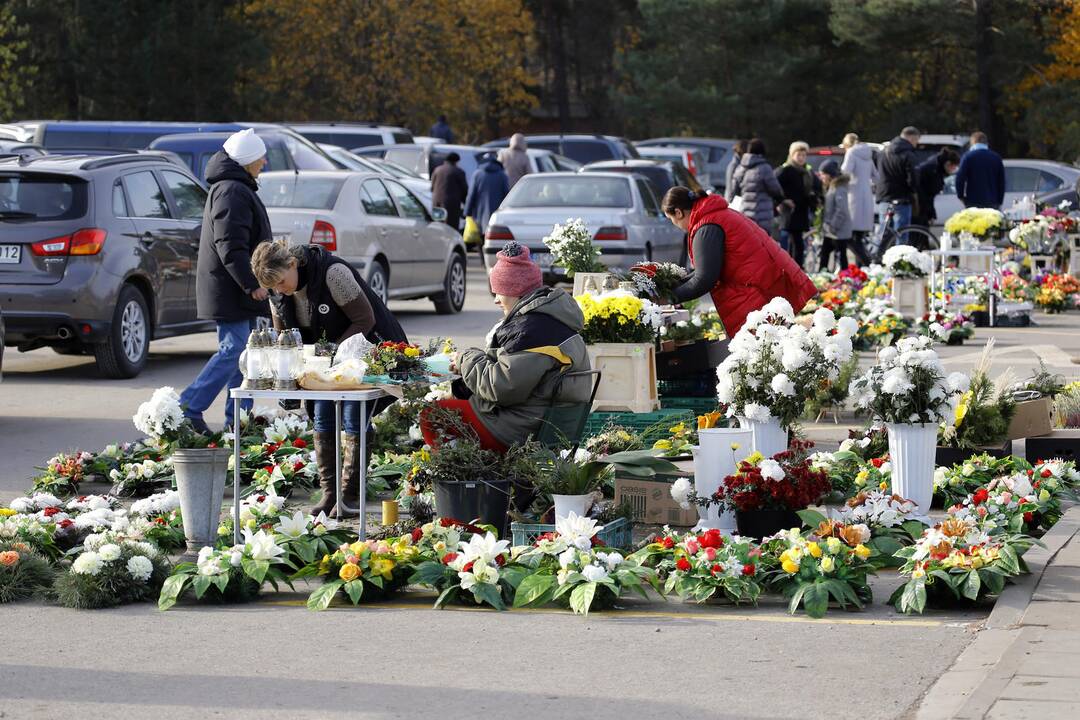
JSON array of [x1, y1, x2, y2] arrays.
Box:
[[941, 518, 969, 538], [840, 524, 870, 547], [0, 550, 19, 567], [698, 412, 723, 430], [846, 492, 868, 509], [815, 520, 838, 538]]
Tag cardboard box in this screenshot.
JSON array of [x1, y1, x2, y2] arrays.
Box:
[[1025, 430, 1080, 463], [1007, 398, 1054, 440], [614, 473, 699, 527], [935, 440, 1012, 468]]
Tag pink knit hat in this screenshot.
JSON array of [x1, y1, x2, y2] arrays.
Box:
[[489, 242, 543, 297]]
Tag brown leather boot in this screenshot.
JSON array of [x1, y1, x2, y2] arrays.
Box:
[[309, 431, 338, 516], [335, 433, 361, 518]]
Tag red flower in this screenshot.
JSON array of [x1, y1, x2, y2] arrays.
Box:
[[58, 519, 74, 529], [871, 457, 885, 468], [461, 561, 475, 573], [742, 563, 756, 576], [260, 522, 273, 529], [495, 554, 506, 567], [411, 527, 424, 543], [1041, 469, 1053, 478], [43, 507, 61, 517], [293, 462, 305, 473], [675, 557, 692, 572], [710, 564, 723, 575], [154, 517, 167, 526], [698, 529, 724, 549], [590, 535, 605, 547], [293, 438, 308, 449], [535, 532, 558, 545], [1023, 511, 1034, 523], [972, 488, 989, 506], [263, 466, 274, 474], [662, 537, 675, 550], [207, 442, 218, 449], [441, 552, 459, 566]]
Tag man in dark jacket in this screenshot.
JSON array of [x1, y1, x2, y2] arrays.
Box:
[[464, 152, 510, 235], [913, 149, 960, 226], [429, 114, 454, 143], [180, 129, 271, 433], [955, 131, 1005, 209], [875, 126, 921, 235], [430, 152, 468, 231]]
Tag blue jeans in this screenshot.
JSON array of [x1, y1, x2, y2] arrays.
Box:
[[313, 401, 363, 435], [885, 202, 912, 242], [180, 319, 254, 427]]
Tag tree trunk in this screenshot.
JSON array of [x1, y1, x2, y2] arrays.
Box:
[[548, 1, 571, 132], [974, 0, 995, 139]]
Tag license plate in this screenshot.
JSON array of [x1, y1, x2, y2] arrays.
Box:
[[0, 244, 20, 264]]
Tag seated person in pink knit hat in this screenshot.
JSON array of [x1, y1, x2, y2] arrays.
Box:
[[421, 241, 591, 451]]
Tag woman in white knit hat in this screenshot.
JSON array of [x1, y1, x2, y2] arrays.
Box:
[[179, 128, 272, 434]]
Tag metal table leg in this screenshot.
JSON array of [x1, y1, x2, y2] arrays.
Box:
[[334, 400, 343, 521], [359, 399, 368, 540], [233, 397, 242, 545]]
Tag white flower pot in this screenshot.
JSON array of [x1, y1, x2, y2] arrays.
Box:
[[692, 428, 753, 531], [891, 277, 928, 319], [172, 447, 230, 556], [553, 494, 592, 522], [737, 415, 788, 458], [887, 423, 938, 513]]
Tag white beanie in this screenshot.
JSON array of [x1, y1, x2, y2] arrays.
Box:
[[223, 128, 266, 166]]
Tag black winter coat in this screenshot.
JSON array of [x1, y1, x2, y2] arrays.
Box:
[[776, 162, 817, 233], [914, 155, 948, 225], [196, 152, 271, 321], [876, 137, 918, 204]]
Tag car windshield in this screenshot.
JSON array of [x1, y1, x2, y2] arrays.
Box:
[[0, 174, 88, 220], [258, 177, 345, 209], [504, 176, 632, 208], [584, 166, 674, 195]]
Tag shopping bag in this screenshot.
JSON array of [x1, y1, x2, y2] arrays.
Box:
[[463, 216, 482, 246]]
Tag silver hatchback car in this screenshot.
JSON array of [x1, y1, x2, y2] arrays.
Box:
[[482, 171, 684, 281], [258, 171, 468, 314]]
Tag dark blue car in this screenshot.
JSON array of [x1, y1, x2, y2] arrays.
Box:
[[149, 129, 343, 180]]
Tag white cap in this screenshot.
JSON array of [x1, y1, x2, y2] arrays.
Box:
[[223, 128, 266, 166]]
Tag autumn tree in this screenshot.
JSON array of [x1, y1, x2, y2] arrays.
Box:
[[1014, 0, 1080, 161]]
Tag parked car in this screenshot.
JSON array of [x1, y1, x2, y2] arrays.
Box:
[[634, 146, 711, 188], [635, 137, 737, 192], [257, 171, 467, 313], [527, 148, 582, 173], [0, 140, 47, 161], [355, 143, 491, 181], [149, 129, 343, 180], [580, 159, 704, 199], [933, 159, 1080, 228], [289, 123, 414, 149], [0, 123, 37, 142], [482, 171, 684, 281], [317, 144, 433, 210], [31, 121, 246, 150], [910, 134, 968, 167], [0, 153, 215, 377], [483, 134, 640, 165]]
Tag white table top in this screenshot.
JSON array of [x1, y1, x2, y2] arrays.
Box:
[[230, 387, 390, 401], [930, 249, 996, 256]]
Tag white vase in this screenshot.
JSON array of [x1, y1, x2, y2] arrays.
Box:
[[887, 423, 938, 513], [737, 415, 788, 458], [693, 428, 754, 531], [553, 494, 592, 522]]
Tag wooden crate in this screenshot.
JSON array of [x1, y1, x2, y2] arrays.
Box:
[[585, 342, 659, 413]]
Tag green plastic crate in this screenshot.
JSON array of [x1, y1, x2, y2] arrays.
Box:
[[584, 408, 693, 438], [511, 517, 632, 549], [660, 396, 721, 416]]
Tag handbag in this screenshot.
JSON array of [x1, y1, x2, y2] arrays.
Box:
[[463, 216, 482, 246]]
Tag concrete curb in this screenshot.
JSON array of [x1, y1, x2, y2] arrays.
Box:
[[913, 505, 1080, 720]]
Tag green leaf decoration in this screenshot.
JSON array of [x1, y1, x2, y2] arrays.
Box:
[[513, 573, 557, 608], [307, 580, 344, 611], [962, 570, 982, 601], [473, 582, 506, 611], [569, 581, 598, 616], [344, 579, 365, 605], [158, 574, 188, 611]]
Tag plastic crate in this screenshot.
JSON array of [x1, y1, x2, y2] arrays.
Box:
[[661, 396, 721, 416], [511, 517, 633, 549], [657, 373, 716, 398], [584, 408, 693, 438]]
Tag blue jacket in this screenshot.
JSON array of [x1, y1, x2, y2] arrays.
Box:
[[464, 159, 510, 233], [429, 120, 454, 143], [955, 146, 1005, 209]]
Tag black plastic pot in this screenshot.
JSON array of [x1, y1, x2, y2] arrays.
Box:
[[434, 478, 512, 533], [735, 509, 803, 540]]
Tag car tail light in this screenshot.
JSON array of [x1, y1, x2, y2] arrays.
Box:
[[30, 235, 71, 256], [310, 220, 337, 251], [485, 225, 514, 241], [685, 152, 697, 175], [594, 226, 627, 241], [70, 228, 107, 255], [818, 149, 833, 155]]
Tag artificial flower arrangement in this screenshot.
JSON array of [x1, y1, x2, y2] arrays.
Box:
[[366, 341, 425, 377], [158, 529, 293, 610], [575, 291, 663, 344], [583, 425, 644, 456], [805, 444, 891, 499], [890, 514, 1034, 614], [542, 218, 605, 276], [133, 387, 224, 451], [513, 513, 660, 615], [409, 529, 525, 611], [1038, 203, 1078, 234], [623, 261, 688, 300], [6, 492, 131, 552], [711, 442, 833, 517], [128, 490, 187, 554], [825, 493, 925, 566], [945, 480, 1041, 536], [915, 310, 974, 345], [299, 534, 418, 610], [760, 523, 876, 618], [266, 509, 353, 572], [237, 417, 314, 485], [855, 298, 909, 349], [107, 457, 174, 498], [55, 530, 171, 609], [1035, 273, 1079, 313], [1009, 215, 1061, 255], [933, 454, 1032, 509], [851, 335, 969, 425], [882, 245, 933, 279], [30, 451, 96, 496], [944, 207, 1005, 239], [0, 509, 60, 561], [948, 275, 990, 313], [630, 527, 764, 605], [0, 541, 55, 603], [250, 453, 317, 497], [998, 272, 1034, 303], [1021, 460, 1080, 529], [715, 299, 857, 429], [939, 340, 1015, 451]]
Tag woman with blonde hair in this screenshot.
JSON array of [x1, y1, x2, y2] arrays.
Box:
[[840, 132, 877, 264], [250, 241, 406, 517], [774, 140, 819, 268]]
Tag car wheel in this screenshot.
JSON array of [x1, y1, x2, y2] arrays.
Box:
[[93, 285, 149, 379], [432, 253, 467, 315], [367, 261, 389, 305]]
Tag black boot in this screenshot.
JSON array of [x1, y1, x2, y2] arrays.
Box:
[[309, 432, 337, 517]]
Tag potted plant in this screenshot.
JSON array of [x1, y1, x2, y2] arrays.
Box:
[[716, 299, 858, 457], [883, 245, 933, 318], [688, 412, 750, 531], [541, 218, 608, 293], [850, 336, 969, 513], [132, 386, 227, 557], [576, 291, 664, 413], [916, 310, 975, 346], [535, 449, 679, 522], [938, 341, 1016, 465]]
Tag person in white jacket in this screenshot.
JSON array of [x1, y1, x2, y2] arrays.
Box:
[[840, 133, 878, 262], [497, 133, 531, 188]]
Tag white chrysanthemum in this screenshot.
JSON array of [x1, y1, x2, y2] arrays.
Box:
[[132, 386, 185, 438], [670, 477, 693, 510], [72, 551, 103, 576], [126, 555, 154, 582], [741, 402, 772, 423], [581, 564, 609, 583], [812, 307, 837, 331], [947, 372, 971, 393], [97, 543, 122, 562], [836, 316, 859, 338], [770, 373, 796, 397], [759, 458, 786, 482]]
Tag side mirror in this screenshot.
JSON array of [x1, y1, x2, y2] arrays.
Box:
[[431, 207, 448, 222]]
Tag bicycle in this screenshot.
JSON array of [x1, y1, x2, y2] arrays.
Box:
[[866, 200, 939, 263]]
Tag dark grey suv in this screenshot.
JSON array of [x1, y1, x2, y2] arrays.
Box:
[[0, 153, 213, 378]]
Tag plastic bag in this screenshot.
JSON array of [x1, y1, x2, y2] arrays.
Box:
[[334, 334, 375, 366], [463, 216, 482, 246]]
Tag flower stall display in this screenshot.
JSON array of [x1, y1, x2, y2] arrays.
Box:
[[30, 451, 96, 496], [856, 299, 909, 349], [365, 340, 438, 380], [409, 531, 523, 611], [542, 218, 605, 277], [513, 514, 660, 615], [716, 299, 857, 453], [576, 292, 663, 344], [631, 528, 764, 605], [158, 529, 293, 610], [1010, 215, 1062, 255], [761, 526, 876, 618], [583, 425, 644, 456], [108, 457, 174, 497], [808, 493, 925, 567], [577, 291, 664, 412], [999, 272, 1034, 303], [851, 336, 969, 512], [916, 311, 974, 346], [1035, 273, 1079, 312], [300, 535, 418, 610], [945, 482, 1041, 536], [55, 531, 171, 609], [944, 207, 1005, 242], [623, 261, 689, 300], [890, 515, 1033, 614], [933, 454, 1031, 508], [0, 542, 54, 604], [883, 245, 934, 279]]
